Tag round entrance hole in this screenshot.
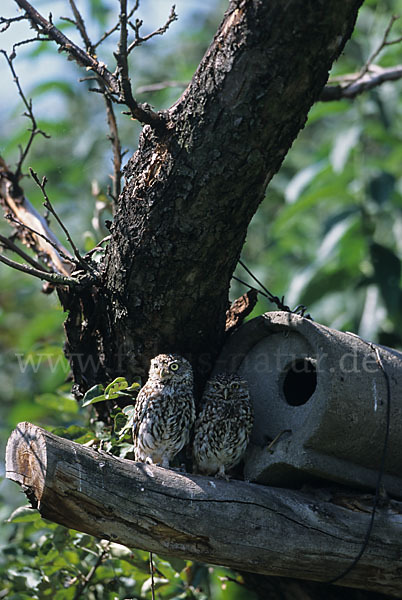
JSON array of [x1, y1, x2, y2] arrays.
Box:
[[283, 358, 317, 406]]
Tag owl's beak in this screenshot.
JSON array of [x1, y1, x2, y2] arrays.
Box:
[[223, 387, 229, 400], [160, 368, 170, 379]]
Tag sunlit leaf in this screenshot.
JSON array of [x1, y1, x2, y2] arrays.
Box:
[[330, 125, 361, 173], [81, 384, 105, 407], [104, 377, 129, 399]]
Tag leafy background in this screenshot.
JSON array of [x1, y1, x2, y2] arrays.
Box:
[[1, 0, 402, 597]]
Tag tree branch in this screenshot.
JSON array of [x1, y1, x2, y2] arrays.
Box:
[[0, 158, 74, 276], [321, 65, 402, 101], [0, 233, 49, 272], [13, 0, 164, 129], [6, 422, 402, 598], [14, 0, 119, 94], [0, 253, 78, 286], [113, 0, 165, 131], [0, 50, 50, 180], [29, 168, 93, 274], [127, 5, 177, 54], [65, 0, 123, 201]]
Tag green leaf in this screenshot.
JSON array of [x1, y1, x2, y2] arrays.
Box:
[[81, 384, 105, 407], [114, 411, 127, 433], [285, 160, 326, 203], [330, 125, 361, 173], [127, 381, 141, 391], [104, 377, 129, 399]]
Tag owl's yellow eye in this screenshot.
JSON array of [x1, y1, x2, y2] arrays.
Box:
[[170, 362, 180, 372], [231, 382, 240, 389]]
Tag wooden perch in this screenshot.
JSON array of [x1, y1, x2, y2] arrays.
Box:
[[6, 422, 402, 597]]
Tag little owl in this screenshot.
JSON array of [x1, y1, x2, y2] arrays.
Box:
[[193, 373, 253, 478], [133, 353, 196, 468]]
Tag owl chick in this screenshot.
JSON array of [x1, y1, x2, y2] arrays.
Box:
[[133, 353, 196, 468], [193, 373, 253, 479]]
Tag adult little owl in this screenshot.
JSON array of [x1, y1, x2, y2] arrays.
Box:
[[133, 353, 196, 468], [193, 373, 253, 478]]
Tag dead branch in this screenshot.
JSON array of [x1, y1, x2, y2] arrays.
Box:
[[13, 0, 163, 129], [0, 14, 25, 32], [6, 422, 402, 598], [0, 51, 50, 180], [0, 233, 50, 272], [0, 158, 74, 276], [65, 0, 123, 201], [93, 1, 139, 50], [29, 168, 93, 274], [127, 5, 177, 53]]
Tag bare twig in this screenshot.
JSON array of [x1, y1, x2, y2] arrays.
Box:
[[5, 212, 74, 267], [0, 252, 78, 287], [110, 0, 165, 129], [29, 168, 91, 272], [0, 50, 50, 180], [0, 233, 49, 272], [14, 0, 120, 94], [359, 15, 401, 80], [13, 0, 164, 130], [65, 0, 123, 200], [93, 1, 139, 49], [0, 14, 25, 33], [127, 5, 177, 53], [321, 64, 402, 101], [67, 0, 93, 53], [10, 35, 50, 58]]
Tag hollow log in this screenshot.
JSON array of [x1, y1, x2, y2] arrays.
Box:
[[5, 422, 402, 597]]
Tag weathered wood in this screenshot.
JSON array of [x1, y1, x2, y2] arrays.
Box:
[[6, 422, 402, 597]]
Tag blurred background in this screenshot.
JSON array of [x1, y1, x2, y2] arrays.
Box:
[[0, 0, 401, 597]]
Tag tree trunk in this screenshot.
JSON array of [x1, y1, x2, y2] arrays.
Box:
[[61, 0, 364, 396], [6, 422, 402, 599]]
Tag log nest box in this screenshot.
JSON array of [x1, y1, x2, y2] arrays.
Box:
[[215, 311, 402, 497]]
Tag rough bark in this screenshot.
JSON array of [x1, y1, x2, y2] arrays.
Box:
[[6, 422, 402, 598], [60, 0, 364, 395]]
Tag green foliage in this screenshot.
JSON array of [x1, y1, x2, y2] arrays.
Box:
[[2, 504, 256, 599], [238, 2, 402, 347], [1, 0, 402, 598]]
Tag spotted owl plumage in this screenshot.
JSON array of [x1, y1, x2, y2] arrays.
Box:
[[133, 353, 196, 468], [193, 373, 253, 478]]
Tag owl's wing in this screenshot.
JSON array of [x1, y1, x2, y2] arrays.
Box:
[[132, 385, 160, 442]]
